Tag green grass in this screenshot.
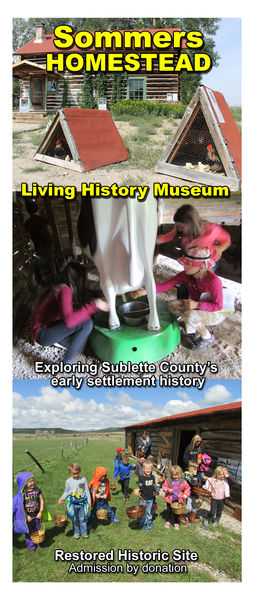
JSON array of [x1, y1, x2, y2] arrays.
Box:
[[230, 107, 242, 133], [30, 131, 45, 147], [13, 436, 241, 583], [22, 166, 46, 173]]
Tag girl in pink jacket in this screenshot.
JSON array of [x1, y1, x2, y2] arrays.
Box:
[[203, 466, 230, 527], [157, 204, 231, 265], [162, 465, 190, 530], [32, 262, 109, 364]]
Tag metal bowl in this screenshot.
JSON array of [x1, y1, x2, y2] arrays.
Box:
[[118, 301, 150, 326]]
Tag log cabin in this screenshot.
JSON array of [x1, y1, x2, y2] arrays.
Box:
[[124, 401, 241, 510], [13, 23, 185, 114]]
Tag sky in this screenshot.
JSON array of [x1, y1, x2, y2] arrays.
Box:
[[13, 379, 241, 430], [202, 18, 241, 106]]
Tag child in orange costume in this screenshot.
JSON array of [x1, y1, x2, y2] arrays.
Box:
[[88, 467, 119, 525]]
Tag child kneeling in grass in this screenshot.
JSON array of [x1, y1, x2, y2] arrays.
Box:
[[134, 461, 158, 531], [58, 462, 91, 540], [89, 467, 119, 525], [132, 246, 226, 351]]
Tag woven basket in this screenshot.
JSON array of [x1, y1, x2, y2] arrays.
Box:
[[171, 502, 186, 515], [158, 476, 165, 484], [109, 483, 117, 491], [54, 513, 68, 527], [30, 522, 45, 544], [53, 504, 68, 527], [96, 508, 109, 520], [192, 486, 212, 498], [125, 494, 145, 519]]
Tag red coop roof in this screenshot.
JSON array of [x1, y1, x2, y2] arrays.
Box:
[[62, 108, 129, 171], [203, 86, 241, 177]]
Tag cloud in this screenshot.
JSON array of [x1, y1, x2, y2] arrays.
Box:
[[164, 399, 200, 415], [13, 387, 144, 430], [176, 391, 190, 401], [204, 384, 231, 405], [13, 383, 237, 431]]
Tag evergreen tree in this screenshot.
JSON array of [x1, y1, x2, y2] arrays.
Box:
[[79, 71, 96, 109]]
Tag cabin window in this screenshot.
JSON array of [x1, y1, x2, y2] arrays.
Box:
[[127, 77, 146, 101], [47, 78, 58, 93]]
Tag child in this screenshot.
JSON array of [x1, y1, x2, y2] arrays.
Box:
[[13, 472, 48, 552], [114, 447, 123, 471], [24, 199, 55, 286], [113, 454, 136, 499], [89, 467, 119, 524], [184, 460, 206, 523], [203, 466, 230, 527], [32, 261, 109, 364], [58, 462, 91, 539], [159, 453, 168, 479], [162, 465, 190, 530], [197, 453, 212, 484], [134, 461, 158, 530], [132, 246, 225, 351], [135, 454, 146, 478], [156, 204, 231, 266]]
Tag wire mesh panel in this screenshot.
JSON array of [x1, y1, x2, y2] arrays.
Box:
[[167, 104, 225, 175]]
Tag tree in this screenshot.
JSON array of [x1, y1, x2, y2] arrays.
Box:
[[79, 71, 96, 109]]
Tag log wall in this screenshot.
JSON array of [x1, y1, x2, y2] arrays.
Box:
[[125, 409, 241, 505], [18, 52, 180, 110]]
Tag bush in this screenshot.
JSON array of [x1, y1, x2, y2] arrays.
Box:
[[111, 99, 186, 119]]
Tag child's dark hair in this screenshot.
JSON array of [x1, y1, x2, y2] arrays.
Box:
[[60, 262, 88, 310], [174, 204, 204, 239]]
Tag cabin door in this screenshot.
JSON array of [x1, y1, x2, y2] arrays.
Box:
[[31, 77, 44, 109], [177, 429, 197, 468]]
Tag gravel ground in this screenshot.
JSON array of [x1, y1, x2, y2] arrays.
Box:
[[13, 255, 241, 381], [13, 123, 41, 132]]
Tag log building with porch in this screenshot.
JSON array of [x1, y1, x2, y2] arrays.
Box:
[[13, 23, 185, 114]]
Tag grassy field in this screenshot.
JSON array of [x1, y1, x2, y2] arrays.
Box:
[[13, 436, 241, 583]]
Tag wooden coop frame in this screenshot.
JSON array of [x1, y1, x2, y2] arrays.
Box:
[[155, 85, 241, 191], [34, 107, 129, 172]]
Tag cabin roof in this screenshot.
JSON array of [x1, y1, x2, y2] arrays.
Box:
[[124, 401, 241, 429], [13, 28, 187, 55]]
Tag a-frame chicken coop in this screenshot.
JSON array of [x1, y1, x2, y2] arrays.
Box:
[[155, 86, 241, 191], [34, 107, 129, 172]]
